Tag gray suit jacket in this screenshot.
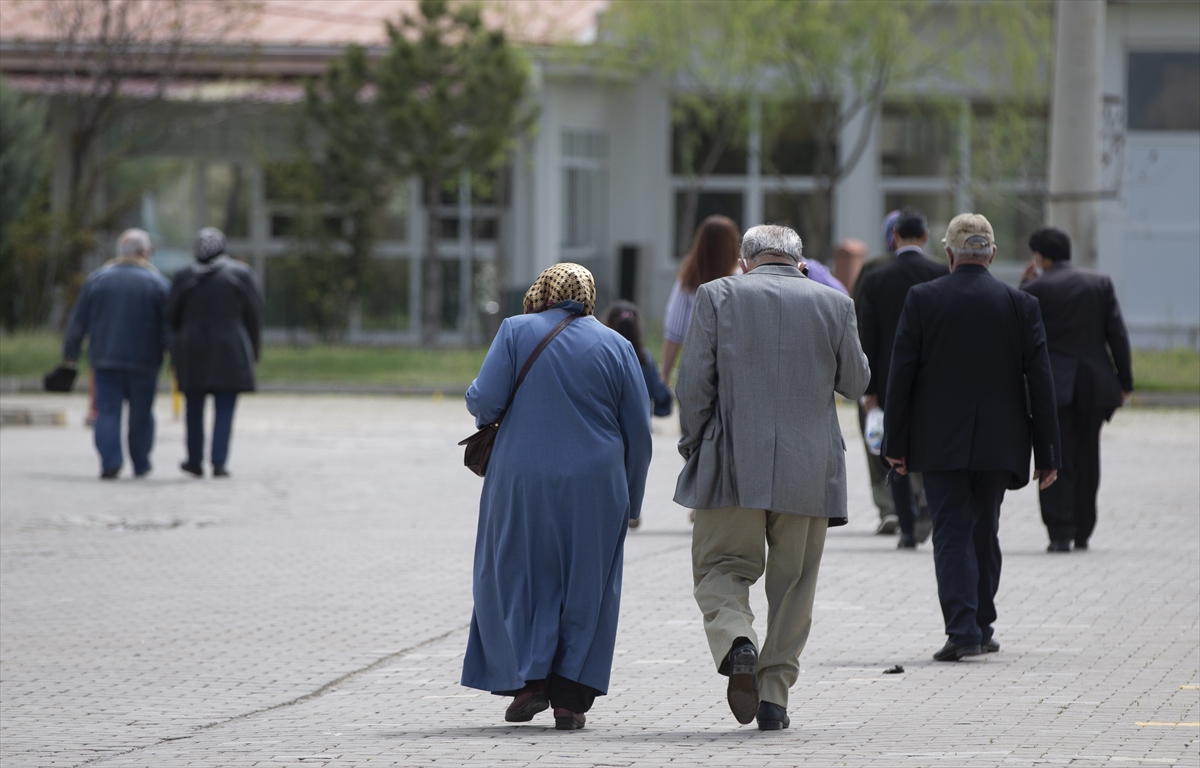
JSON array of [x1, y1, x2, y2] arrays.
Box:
[[674, 264, 870, 520]]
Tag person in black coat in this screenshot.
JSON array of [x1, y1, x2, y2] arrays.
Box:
[[167, 228, 264, 478], [857, 207, 949, 548], [1020, 228, 1133, 552], [884, 213, 1060, 662]]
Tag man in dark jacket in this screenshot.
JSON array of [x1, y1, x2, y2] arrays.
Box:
[[857, 207, 948, 548], [884, 213, 1060, 662], [167, 228, 263, 478], [63, 229, 170, 479], [1020, 227, 1133, 552]]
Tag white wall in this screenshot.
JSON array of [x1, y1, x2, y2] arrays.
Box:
[[1100, 0, 1200, 349]]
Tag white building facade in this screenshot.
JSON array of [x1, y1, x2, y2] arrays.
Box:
[[2, 0, 1195, 347]]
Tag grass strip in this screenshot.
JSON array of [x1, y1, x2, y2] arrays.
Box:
[[3, 331, 1196, 393]]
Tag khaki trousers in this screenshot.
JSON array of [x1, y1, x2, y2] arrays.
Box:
[[692, 508, 828, 708]]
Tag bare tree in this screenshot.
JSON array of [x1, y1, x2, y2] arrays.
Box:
[[12, 0, 256, 320]]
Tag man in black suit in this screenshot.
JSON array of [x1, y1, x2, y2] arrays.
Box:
[[1020, 228, 1133, 552], [884, 213, 1060, 662], [857, 207, 949, 548]]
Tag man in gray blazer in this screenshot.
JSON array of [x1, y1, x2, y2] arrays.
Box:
[[675, 224, 870, 730]]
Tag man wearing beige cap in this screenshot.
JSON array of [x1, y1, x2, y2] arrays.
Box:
[[883, 213, 1061, 662]]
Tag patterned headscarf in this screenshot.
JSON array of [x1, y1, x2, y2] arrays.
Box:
[[523, 263, 596, 316], [195, 227, 227, 263]]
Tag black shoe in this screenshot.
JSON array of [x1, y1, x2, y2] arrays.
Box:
[[1074, 540, 1088, 551], [726, 640, 760, 725], [1047, 539, 1071, 552], [212, 465, 230, 478], [756, 701, 790, 731], [897, 535, 917, 549], [933, 640, 983, 661], [914, 507, 932, 543], [553, 708, 586, 730], [983, 638, 1000, 653], [504, 683, 549, 723], [180, 462, 203, 478], [100, 467, 120, 480]]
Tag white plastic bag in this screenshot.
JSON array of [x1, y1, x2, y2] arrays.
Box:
[[865, 407, 884, 456]]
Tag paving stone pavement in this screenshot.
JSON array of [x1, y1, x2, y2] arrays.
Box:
[[1, 393, 1197, 768]]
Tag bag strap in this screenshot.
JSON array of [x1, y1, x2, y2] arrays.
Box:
[[494, 312, 578, 426]]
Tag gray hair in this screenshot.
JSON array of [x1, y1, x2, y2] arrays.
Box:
[[740, 224, 803, 264], [116, 228, 152, 258], [948, 244, 994, 262]]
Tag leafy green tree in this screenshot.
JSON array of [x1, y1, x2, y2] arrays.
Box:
[[601, 0, 769, 253], [603, 0, 1052, 259], [13, 0, 253, 325], [376, 0, 534, 345], [300, 44, 394, 338]]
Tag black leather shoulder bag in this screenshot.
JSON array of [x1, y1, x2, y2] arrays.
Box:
[[459, 313, 578, 477]]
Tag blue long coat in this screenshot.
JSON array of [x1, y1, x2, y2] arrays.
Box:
[[461, 306, 653, 696]]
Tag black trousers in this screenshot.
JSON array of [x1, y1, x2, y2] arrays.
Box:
[[923, 470, 1009, 647], [546, 674, 598, 713], [498, 674, 599, 713], [1039, 405, 1107, 545]]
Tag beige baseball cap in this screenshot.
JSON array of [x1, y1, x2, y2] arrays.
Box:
[[943, 213, 995, 250]]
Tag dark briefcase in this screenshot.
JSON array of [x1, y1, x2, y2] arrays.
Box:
[[43, 365, 78, 392]]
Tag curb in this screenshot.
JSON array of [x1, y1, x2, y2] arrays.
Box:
[[2, 376, 1194, 407], [0, 376, 468, 398]]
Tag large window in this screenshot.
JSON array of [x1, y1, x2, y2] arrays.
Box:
[[880, 104, 958, 177], [561, 129, 608, 252], [762, 102, 837, 176], [1128, 52, 1200, 132], [671, 101, 747, 175]]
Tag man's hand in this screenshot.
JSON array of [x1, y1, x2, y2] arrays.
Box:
[[62, 359, 77, 368], [861, 394, 879, 411], [1020, 259, 1039, 283], [1035, 468, 1058, 490], [885, 455, 907, 475], [1122, 390, 1133, 405]]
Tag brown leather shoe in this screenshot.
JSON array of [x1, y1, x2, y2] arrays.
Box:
[[504, 682, 549, 723], [554, 707, 586, 730]]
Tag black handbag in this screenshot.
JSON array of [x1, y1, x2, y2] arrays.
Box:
[[459, 313, 578, 477], [43, 365, 78, 392]]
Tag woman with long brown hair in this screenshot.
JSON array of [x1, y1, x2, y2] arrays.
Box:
[[660, 215, 741, 385]]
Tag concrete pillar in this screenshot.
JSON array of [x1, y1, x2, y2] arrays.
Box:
[[745, 96, 763, 228], [834, 94, 880, 253], [1047, 0, 1105, 266]]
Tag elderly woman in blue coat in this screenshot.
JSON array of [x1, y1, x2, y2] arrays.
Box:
[[461, 263, 653, 730]]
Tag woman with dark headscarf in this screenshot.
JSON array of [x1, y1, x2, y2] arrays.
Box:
[[460, 263, 653, 730], [166, 227, 263, 478]]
